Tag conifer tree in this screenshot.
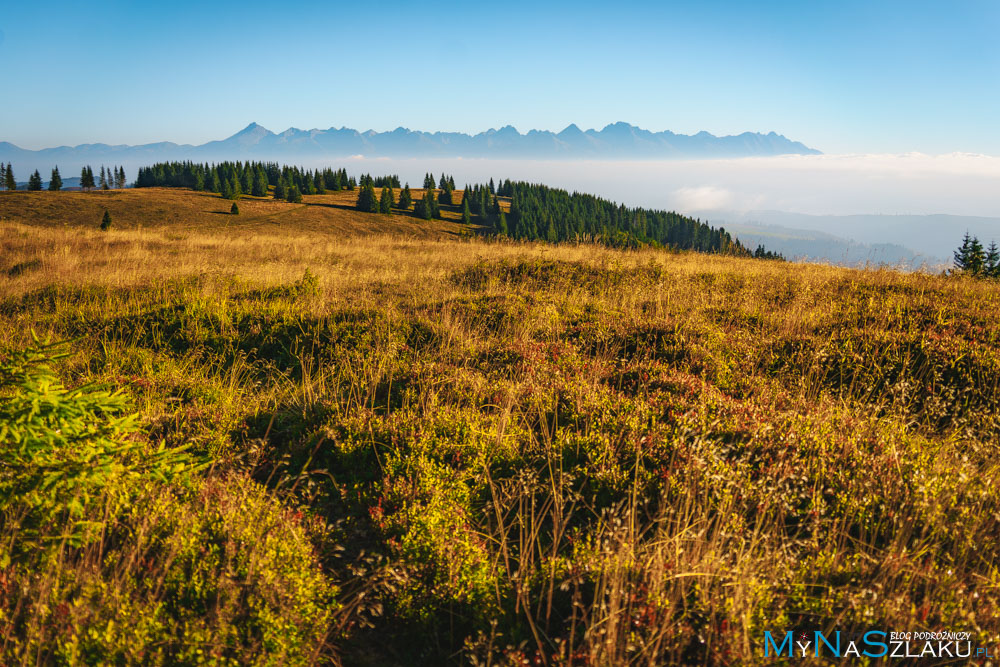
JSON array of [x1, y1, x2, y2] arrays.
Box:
[[100, 166, 109, 190], [274, 179, 286, 200], [954, 232, 986, 275], [49, 166, 62, 191], [461, 197, 471, 224], [80, 166, 95, 191], [985, 241, 1000, 278], [0, 163, 6, 191], [100, 210, 112, 231], [438, 183, 453, 206], [379, 186, 394, 214], [27, 170, 43, 191], [415, 189, 440, 220], [356, 182, 378, 212], [286, 185, 302, 203], [498, 210, 508, 236], [415, 192, 433, 220], [6, 163, 17, 191], [231, 202, 240, 215], [423, 173, 435, 190], [252, 170, 269, 197], [398, 183, 412, 210], [314, 172, 326, 194]]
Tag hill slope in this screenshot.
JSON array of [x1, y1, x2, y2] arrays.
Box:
[[1, 189, 998, 664], [0, 187, 476, 239]]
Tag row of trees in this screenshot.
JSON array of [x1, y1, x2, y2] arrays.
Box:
[[475, 181, 781, 257], [79, 165, 127, 191], [359, 174, 400, 189], [1, 163, 16, 191], [356, 174, 463, 220], [349, 175, 781, 258], [131, 162, 780, 258], [134, 161, 359, 200], [0, 164, 126, 191], [954, 233, 1000, 278]]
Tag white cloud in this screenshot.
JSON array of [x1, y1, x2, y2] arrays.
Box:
[[671, 186, 734, 211], [302, 153, 1000, 217]]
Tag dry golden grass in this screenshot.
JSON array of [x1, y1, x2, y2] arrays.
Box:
[[0, 187, 475, 237], [2, 187, 1000, 665]]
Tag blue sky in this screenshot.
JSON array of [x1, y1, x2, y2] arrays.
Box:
[[1, 0, 997, 154]]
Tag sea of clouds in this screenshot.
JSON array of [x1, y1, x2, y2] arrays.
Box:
[[332, 152, 1000, 219]]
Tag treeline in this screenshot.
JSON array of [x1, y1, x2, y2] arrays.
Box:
[[954, 233, 1000, 279], [134, 161, 359, 201], [0, 163, 125, 192], [456, 179, 780, 258], [131, 162, 781, 258]]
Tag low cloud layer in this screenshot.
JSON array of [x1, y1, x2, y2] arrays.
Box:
[[336, 152, 1000, 218]]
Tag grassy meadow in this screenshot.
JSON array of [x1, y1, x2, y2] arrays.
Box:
[[2, 189, 999, 664]]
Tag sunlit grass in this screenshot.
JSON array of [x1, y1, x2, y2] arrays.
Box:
[[2, 189, 999, 664]]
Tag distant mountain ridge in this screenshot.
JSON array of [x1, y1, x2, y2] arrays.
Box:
[[0, 123, 820, 174]]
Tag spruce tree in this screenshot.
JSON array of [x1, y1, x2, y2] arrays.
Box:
[[274, 179, 286, 200], [286, 185, 303, 203], [0, 163, 6, 191], [415, 193, 433, 220], [252, 170, 269, 197], [356, 182, 378, 212], [398, 183, 412, 210], [80, 166, 94, 191], [498, 210, 508, 236], [954, 232, 986, 275], [6, 164, 17, 191], [27, 170, 43, 191], [461, 197, 471, 224], [100, 210, 112, 231], [986, 241, 1000, 278], [379, 186, 394, 214], [438, 184, 453, 207], [423, 173, 435, 189], [231, 202, 240, 215], [49, 166, 62, 191], [100, 166, 108, 190]]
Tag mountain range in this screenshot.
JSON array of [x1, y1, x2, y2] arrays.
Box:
[[0, 122, 820, 175]]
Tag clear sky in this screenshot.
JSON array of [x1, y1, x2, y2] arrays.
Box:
[[1, 0, 997, 154]]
